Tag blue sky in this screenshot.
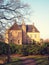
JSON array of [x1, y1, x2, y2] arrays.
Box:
[[22, 0, 49, 39], [4, 0, 49, 39]]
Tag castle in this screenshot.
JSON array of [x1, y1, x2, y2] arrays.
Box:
[[5, 20, 40, 45]]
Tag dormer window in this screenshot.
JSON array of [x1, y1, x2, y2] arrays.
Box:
[[32, 28, 35, 32], [32, 23, 35, 32]]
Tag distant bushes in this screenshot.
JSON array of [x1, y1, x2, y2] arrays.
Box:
[[0, 42, 8, 55], [0, 41, 49, 55]]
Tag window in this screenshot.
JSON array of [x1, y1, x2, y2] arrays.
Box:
[[10, 40, 13, 43], [32, 28, 35, 32], [30, 34, 32, 38], [34, 34, 36, 38], [9, 32, 12, 37], [18, 32, 22, 37], [18, 40, 20, 44]]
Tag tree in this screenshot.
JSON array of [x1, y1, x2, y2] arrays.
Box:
[[0, 0, 30, 35], [0, 0, 30, 62]]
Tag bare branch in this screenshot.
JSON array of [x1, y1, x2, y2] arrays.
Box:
[[0, 0, 30, 35]]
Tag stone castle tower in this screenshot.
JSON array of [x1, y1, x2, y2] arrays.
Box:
[[22, 20, 26, 44]]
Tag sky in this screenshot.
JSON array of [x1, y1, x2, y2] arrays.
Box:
[[2, 0, 49, 39], [22, 0, 49, 39]]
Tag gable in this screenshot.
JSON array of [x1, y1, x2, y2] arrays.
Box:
[[8, 22, 39, 32], [9, 22, 21, 30], [26, 25, 40, 32]]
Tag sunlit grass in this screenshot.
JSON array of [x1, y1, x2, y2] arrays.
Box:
[[25, 55, 49, 65], [5, 61, 22, 65], [26, 55, 48, 58], [0, 55, 49, 65], [5, 57, 22, 65]]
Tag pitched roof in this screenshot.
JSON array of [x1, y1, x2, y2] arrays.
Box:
[[19, 25, 40, 32], [26, 25, 40, 32], [9, 22, 39, 32], [9, 22, 21, 30]]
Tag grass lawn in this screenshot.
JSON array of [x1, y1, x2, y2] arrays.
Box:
[[35, 57, 49, 65], [5, 61, 22, 65], [0, 55, 49, 65], [0, 55, 22, 65], [26, 55, 49, 65]]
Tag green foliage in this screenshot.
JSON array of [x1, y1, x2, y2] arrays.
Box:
[[0, 42, 49, 55], [40, 43, 49, 55], [0, 42, 8, 55], [15, 45, 22, 54], [31, 45, 41, 55], [9, 43, 16, 54], [22, 45, 29, 55], [9, 43, 22, 54]]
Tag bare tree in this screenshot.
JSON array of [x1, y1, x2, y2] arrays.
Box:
[[0, 0, 31, 62], [0, 0, 30, 35]]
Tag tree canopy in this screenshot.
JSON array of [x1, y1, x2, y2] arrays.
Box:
[[0, 0, 30, 35]]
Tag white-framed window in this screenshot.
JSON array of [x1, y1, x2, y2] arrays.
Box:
[[34, 34, 36, 38]]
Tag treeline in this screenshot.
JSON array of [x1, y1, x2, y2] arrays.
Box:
[[0, 41, 49, 55]]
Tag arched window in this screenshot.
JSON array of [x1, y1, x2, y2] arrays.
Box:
[[18, 40, 20, 44]]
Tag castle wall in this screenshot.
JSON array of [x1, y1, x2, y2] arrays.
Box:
[[27, 32, 40, 43], [5, 30, 22, 45], [5, 30, 9, 44]]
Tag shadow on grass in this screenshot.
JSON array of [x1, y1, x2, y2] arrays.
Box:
[[34, 57, 49, 65], [3, 58, 36, 65], [22, 58, 36, 65], [4, 60, 22, 65]]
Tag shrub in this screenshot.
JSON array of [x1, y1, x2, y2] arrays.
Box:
[[0, 42, 10, 55], [0, 42, 49, 55]]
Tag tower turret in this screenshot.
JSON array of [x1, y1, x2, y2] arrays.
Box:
[[22, 20, 26, 32], [22, 20, 26, 44]]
